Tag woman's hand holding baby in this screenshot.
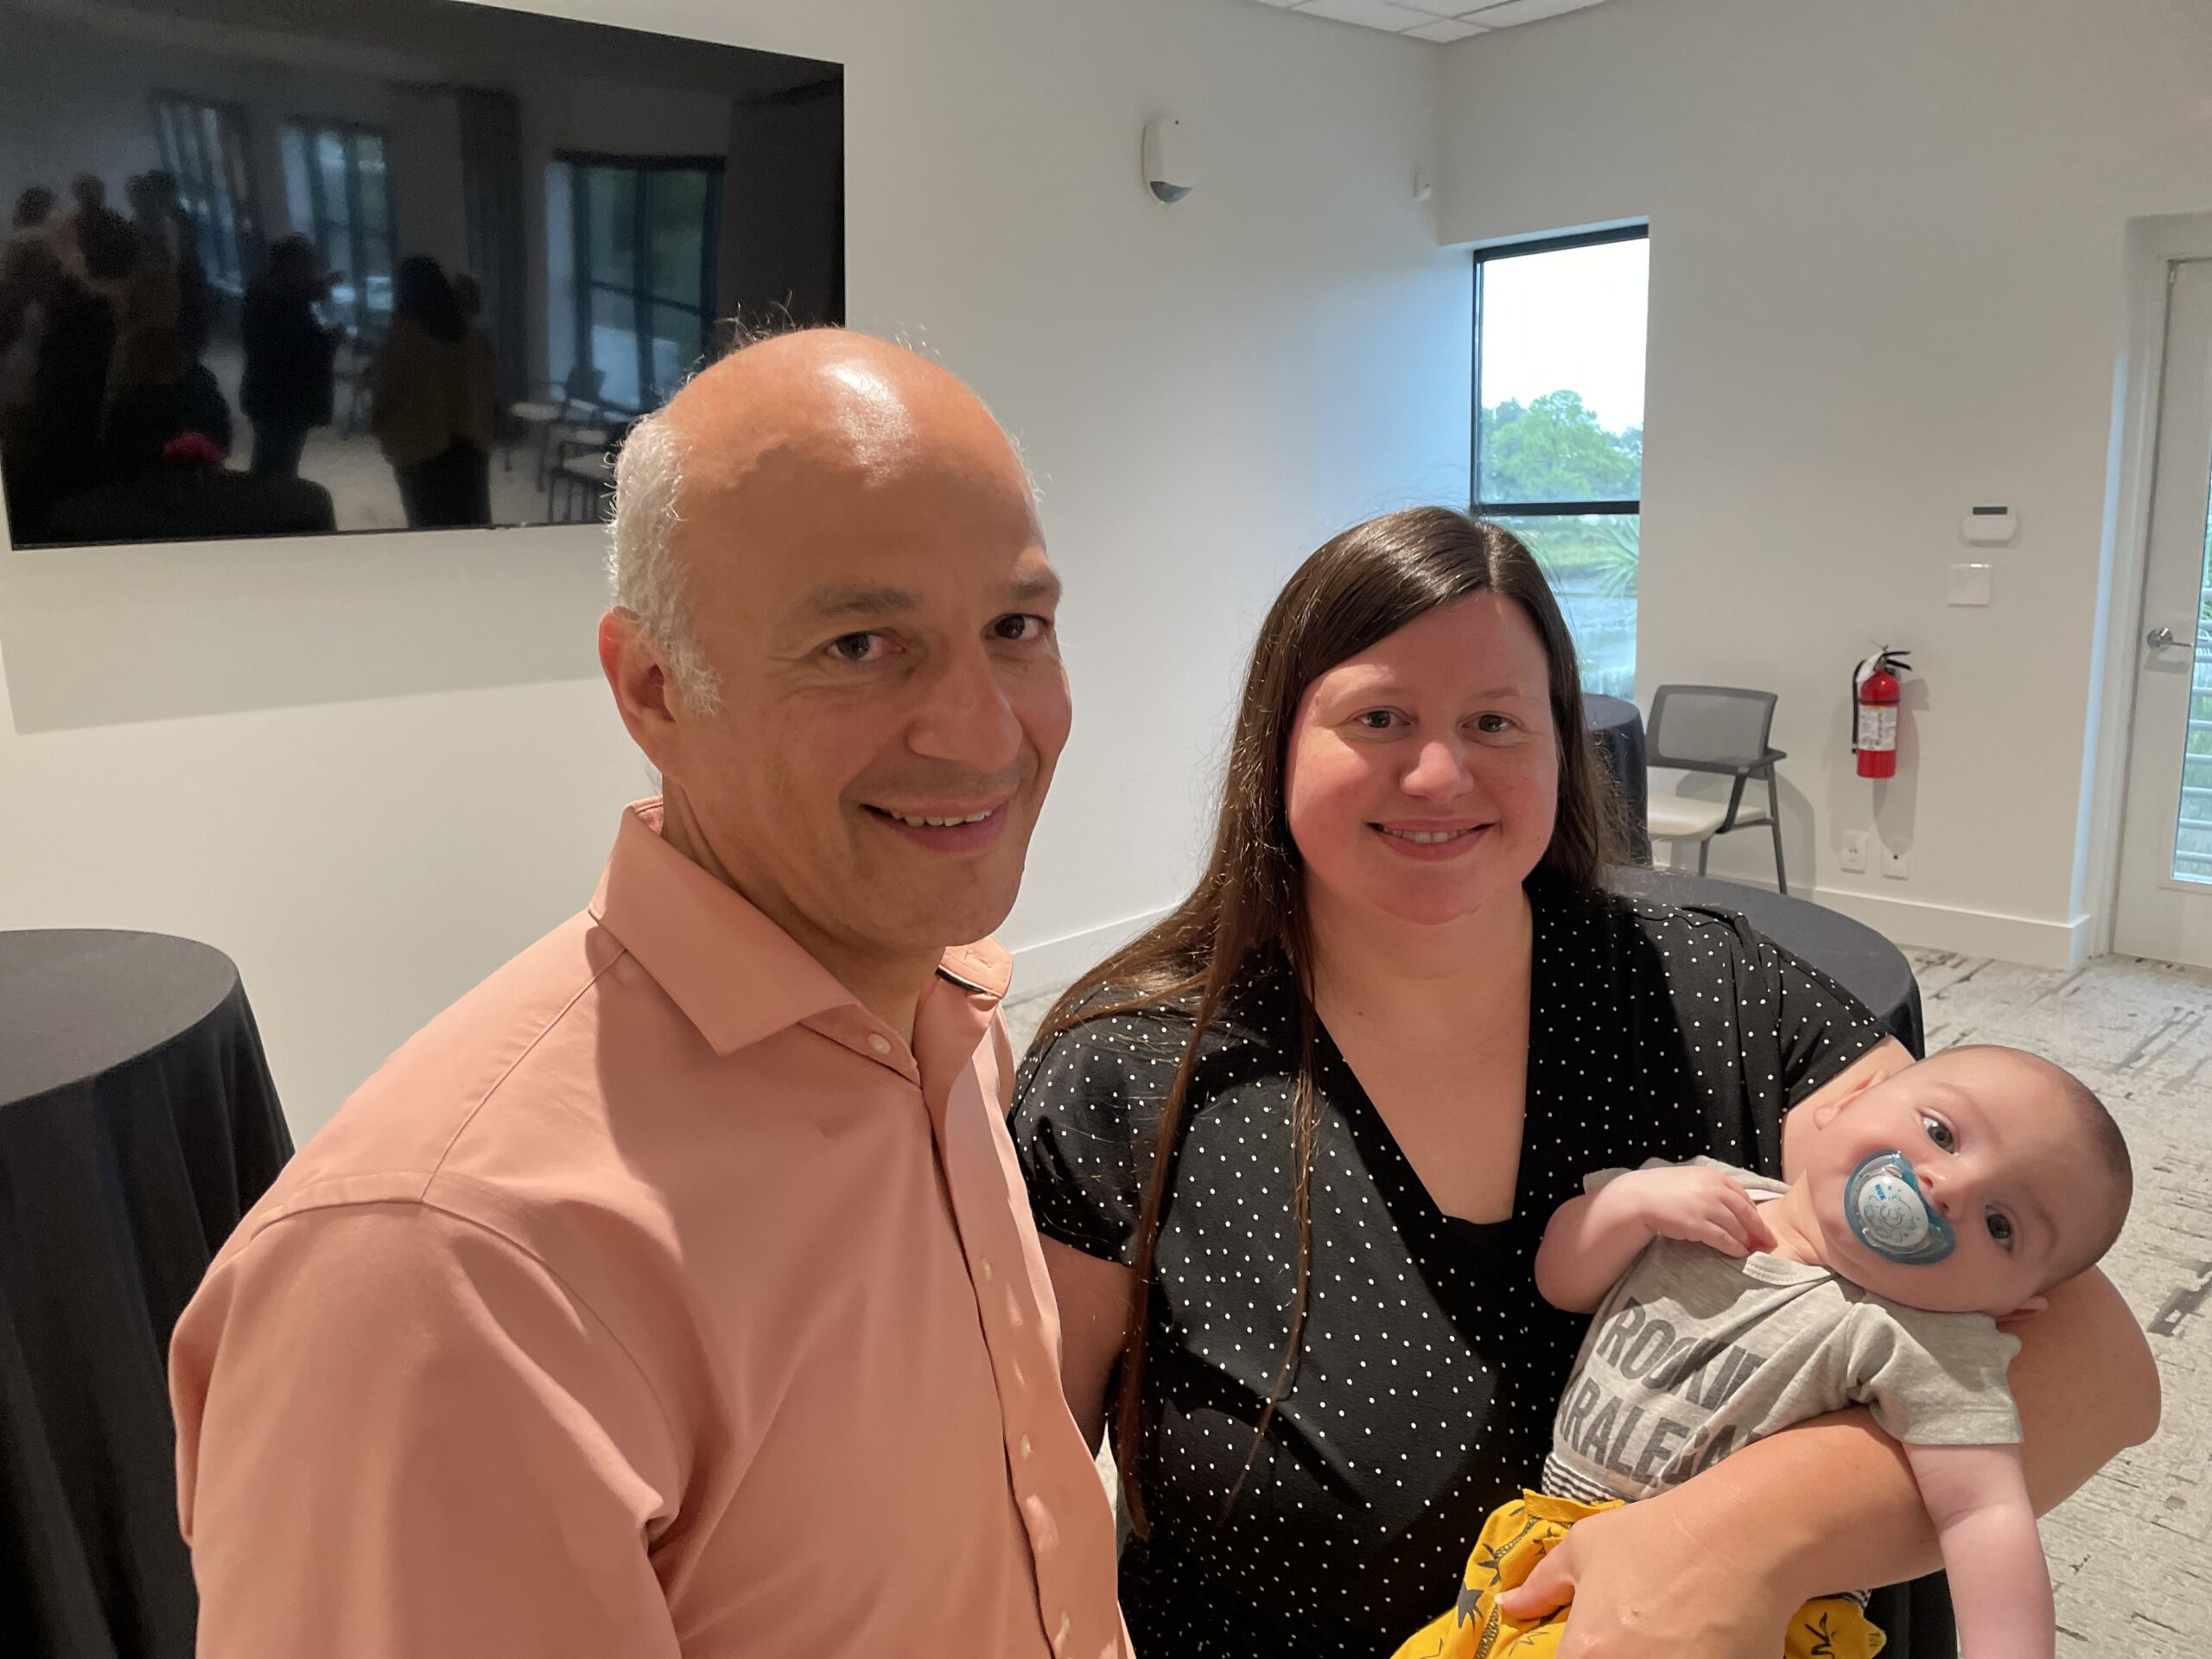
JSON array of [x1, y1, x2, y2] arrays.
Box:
[[1493, 1483, 1800, 1658]]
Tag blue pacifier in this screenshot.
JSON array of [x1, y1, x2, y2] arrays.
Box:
[[1844, 1150, 1955, 1266]]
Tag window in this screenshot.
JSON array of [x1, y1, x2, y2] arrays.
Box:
[[280, 123, 395, 334], [149, 93, 256, 296], [1473, 227, 1649, 698], [2177, 524, 2212, 883], [552, 155, 721, 414]]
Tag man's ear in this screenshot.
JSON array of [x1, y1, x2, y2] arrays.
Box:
[[600, 607, 682, 773]]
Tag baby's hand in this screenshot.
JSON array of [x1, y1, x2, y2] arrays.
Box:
[[1612, 1166, 1774, 1257]]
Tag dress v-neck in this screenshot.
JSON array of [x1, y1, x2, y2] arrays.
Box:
[[1310, 891, 1553, 1236]]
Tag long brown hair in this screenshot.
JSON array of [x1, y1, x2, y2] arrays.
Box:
[[1033, 507, 1622, 1535]]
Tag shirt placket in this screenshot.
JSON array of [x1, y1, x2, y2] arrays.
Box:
[[917, 999, 1089, 1658]]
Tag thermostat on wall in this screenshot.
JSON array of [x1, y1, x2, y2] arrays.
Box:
[[1961, 505, 2016, 545]]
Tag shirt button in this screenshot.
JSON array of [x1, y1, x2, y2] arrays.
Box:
[[1020, 1433, 1033, 1459], [1056, 1611, 1071, 1644], [867, 1034, 891, 1055], [980, 1258, 994, 1281]]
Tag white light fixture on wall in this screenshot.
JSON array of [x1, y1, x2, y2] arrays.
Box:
[[1142, 116, 1193, 204]]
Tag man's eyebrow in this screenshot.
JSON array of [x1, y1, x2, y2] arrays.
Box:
[[1008, 569, 1064, 608], [786, 584, 921, 625]]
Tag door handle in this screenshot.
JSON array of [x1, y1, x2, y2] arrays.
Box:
[[2145, 626, 2180, 649]]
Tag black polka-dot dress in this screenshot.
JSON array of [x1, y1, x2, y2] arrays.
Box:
[[1009, 877, 1886, 1658]]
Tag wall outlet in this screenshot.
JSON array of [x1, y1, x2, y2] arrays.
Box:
[[1882, 846, 1910, 880], [1840, 830, 1869, 874]]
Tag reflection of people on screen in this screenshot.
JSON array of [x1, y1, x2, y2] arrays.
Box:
[[241, 234, 338, 480], [372, 256, 495, 530], [41, 429, 336, 544], [127, 170, 212, 360], [1, 188, 62, 415], [450, 273, 499, 412], [60, 174, 106, 264], [102, 272, 232, 479], [0, 178, 343, 547], [5, 203, 136, 533]]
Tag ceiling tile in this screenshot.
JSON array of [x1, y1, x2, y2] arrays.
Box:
[[1404, 16, 1489, 38], [1293, 0, 1447, 32], [1453, 0, 1605, 25]]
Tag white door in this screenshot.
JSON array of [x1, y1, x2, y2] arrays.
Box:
[[2115, 258, 2212, 965]]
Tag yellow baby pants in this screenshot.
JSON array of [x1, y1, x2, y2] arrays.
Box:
[[1390, 1491, 1885, 1659]]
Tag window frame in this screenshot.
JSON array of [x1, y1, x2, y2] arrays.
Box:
[[1471, 223, 1649, 519], [279, 118, 397, 336], [559, 150, 724, 416], [148, 91, 258, 297]]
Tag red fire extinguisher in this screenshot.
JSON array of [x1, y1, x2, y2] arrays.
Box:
[[1853, 649, 1910, 779]]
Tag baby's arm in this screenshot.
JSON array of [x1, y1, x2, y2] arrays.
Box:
[[1903, 1440, 2052, 1659], [1534, 1164, 1773, 1312]]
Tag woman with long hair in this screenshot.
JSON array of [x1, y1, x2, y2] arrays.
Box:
[[372, 255, 494, 528], [1012, 507, 2155, 1656]]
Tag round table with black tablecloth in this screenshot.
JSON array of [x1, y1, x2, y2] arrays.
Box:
[[1615, 868, 1924, 1056], [1584, 694, 1651, 862], [0, 930, 293, 1659], [1605, 871, 1950, 1659]]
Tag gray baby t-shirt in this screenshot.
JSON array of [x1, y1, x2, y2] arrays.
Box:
[[1541, 1158, 2023, 1507]]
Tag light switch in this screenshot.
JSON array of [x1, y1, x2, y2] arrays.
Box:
[[1947, 563, 1993, 607]]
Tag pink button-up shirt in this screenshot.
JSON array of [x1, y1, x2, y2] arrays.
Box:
[[170, 800, 1129, 1658]]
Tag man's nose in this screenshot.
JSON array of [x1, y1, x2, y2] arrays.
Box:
[[907, 642, 1023, 772]]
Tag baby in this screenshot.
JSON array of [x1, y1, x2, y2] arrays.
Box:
[[1393, 1044, 2133, 1659]]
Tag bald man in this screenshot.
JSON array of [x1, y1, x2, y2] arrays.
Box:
[[169, 332, 1130, 1658]]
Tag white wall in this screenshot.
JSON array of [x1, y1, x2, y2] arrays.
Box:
[[0, 0, 1468, 1137], [1440, 0, 2212, 966]]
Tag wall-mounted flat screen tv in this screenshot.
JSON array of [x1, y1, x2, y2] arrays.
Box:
[[0, 0, 842, 548]]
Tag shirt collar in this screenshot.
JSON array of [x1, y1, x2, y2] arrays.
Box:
[[587, 798, 1010, 1055]]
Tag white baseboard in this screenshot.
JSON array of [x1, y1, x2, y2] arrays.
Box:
[[1807, 886, 2092, 971], [1006, 906, 1173, 1003]]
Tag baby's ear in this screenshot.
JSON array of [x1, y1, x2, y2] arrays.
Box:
[[1995, 1294, 2050, 1332], [1808, 1065, 1886, 1129]]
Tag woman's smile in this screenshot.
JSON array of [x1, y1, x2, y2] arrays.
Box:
[[1372, 819, 1491, 859]]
